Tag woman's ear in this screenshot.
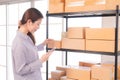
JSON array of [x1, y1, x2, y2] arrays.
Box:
[[27, 19, 32, 25], [27, 19, 32, 23]]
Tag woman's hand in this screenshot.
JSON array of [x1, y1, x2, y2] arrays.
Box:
[[40, 50, 54, 63], [42, 39, 54, 46]]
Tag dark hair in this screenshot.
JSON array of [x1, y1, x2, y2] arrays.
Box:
[[18, 8, 43, 44]]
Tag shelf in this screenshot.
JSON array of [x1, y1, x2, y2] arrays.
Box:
[[47, 10, 120, 18], [47, 48, 120, 56], [46, 5, 120, 80]]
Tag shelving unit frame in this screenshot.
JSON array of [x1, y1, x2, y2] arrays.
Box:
[[46, 5, 120, 80]]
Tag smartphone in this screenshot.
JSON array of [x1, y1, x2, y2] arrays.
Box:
[[47, 47, 56, 55], [50, 47, 56, 51]]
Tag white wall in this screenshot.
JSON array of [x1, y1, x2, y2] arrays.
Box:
[[102, 17, 120, 64]]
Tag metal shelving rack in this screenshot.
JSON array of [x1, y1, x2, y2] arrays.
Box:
[[46, 5, 120, 80]]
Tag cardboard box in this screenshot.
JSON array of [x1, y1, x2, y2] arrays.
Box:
[[118, 66, 120, 79], [85, 0, 116, 10], [116, 0, 120, 6], [91, 65, 113, 80], [49, 0, 65, 13], [91, 78, 98, 80], [67, 27, 87, 39], [65, 0, 116, 12], [48, 78, 54, 80], [85, 0, 102, 5], [67, 78, 77, 80], [65, 0, 85, 8], [101, 63, 120, 79], [86, 40, 120, 52], [62, 38, 85, 50], [65, 0, 84, 4], [86, 40, 114, 52], [85, 28, 115, 40], [49, 0, 65, 4], [106, 0, 117, 10], [65, 0, 85, 12], [51, 70, 66, 80], [66, 66, 91, 80], [79, 61, 100, 67], [56, 66, 68, 71], [49, 2, 64, 13], [47, 40, 61, 49], [47, 40, 54, 48], [92, 64, 120, 80], [54, 41, 62, 49], [56, 66, 69, 75], [65, 4, 106, 12], [60, 76, 77, 80], [60, 76, 67, 80]]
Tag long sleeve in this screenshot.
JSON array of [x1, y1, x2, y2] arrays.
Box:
[[37, 43, 45, 51]]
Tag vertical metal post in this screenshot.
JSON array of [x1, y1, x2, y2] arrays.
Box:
[[114, 5, 119, 80], [65, 17, 68, 65], [46, 11, 49, 80]]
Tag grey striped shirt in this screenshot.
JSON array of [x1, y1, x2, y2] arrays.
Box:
[[12, 31, 44, 80]]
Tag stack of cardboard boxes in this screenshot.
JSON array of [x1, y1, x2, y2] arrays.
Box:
[[47, 27, 120, 53], [62, 27, 86, 50], [48, 0, 119, 13], [49, 62, 120, 80], [85, 28, 120, 52]]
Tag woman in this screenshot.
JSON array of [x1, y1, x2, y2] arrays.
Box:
[[12, 8, 54, 80]]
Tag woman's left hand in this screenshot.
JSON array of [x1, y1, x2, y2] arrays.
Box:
[[40, 50, 54, 63]]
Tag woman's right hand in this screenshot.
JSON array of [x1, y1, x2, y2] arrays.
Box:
[[42, 39, 54, 46]]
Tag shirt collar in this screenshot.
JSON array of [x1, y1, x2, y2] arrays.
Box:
[[17, 30, 29, 40]]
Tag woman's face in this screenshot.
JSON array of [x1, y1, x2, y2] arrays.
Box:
[[28, 19, 42, 33]]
